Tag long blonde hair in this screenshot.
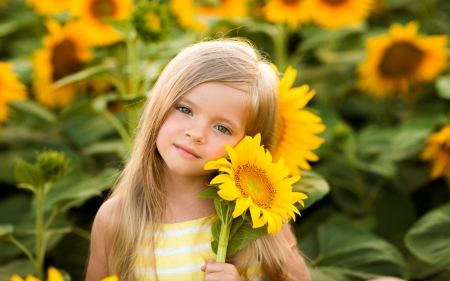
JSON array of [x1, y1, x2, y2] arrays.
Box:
[[108, 38, 295, 280]]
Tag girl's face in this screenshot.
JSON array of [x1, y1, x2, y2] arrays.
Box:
[[156, 82, 249, 178]]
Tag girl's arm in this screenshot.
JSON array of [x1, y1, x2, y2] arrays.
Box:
[[85, 196, 120, 281], [281, 224, 311, 281]]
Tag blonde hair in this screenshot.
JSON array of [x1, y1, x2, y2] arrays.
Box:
[[107, 38, 295, 280]]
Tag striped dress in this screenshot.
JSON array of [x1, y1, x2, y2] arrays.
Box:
[[134, 213, 266, 280]]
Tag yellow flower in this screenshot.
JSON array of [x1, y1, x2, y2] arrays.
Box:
[[26, 0, 71, 15], [197, 0, 248, 18], [263, 0, 309, 29], [0, 62, 27, 123], [357, 21, 449, 98], [11, 267, 118, 281], [274, 66, 325, 176], [307, 0, 373, 29], [205, 134, 308, 234], [421, 125, 450, 181], [32, 20, 93, 109], [70, 0, 133, 46]]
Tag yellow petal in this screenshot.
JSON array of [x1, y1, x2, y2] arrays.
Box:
[[232, 197, 253, 218], [101, 276, 119, 281], [10, 275, 25, 281], [47, 267, 64, 281], [210, 174, 233, 184]]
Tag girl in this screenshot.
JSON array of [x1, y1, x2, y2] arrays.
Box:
[[86, 39, 311, 281]]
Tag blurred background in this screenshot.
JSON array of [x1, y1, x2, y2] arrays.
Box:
[[0, 0, 450, 280]]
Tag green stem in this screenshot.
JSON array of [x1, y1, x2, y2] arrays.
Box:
[[102, 111, 133, 149], [35, 185, 45, 280], [127, 31, 140, 96], [271, 25, 288, 71], [43, 207, 60, 233], [71, 224, 91, 240], [216, 221, 232, 263], [8, 236, 35, 264]]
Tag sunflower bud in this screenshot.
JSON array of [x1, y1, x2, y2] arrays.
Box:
[[37, 150, 69, 183], [332, 122, 352, 144], [132, 2, 170, 42]]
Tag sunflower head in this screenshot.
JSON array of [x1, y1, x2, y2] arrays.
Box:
[[421, 125, 450, 181], [205, 134, 308, 234], [274, 66, 326, 176], [132, 2, 171, 42], [357, 21, 449, 98], [0, 62, 27, 124]]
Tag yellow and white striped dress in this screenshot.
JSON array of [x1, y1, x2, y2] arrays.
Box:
[[135, 214, 266, 280]]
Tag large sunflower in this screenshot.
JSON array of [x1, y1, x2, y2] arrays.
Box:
[[421, 125, 450, 181], [357, 21, 449, 98], [274, 66, 325, 176], [70, 0, 133, 46], [263, 0, 309, 29], [205, 134, 308, 234], [307, 0, 373, 29], [27, 0, 71, 15], [32, 20, 93, 109], [0, 62, 27, 123]]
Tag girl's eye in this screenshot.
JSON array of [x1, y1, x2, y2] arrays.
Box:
[[215, 125, 231, 135], [177, 106, 191, 115]]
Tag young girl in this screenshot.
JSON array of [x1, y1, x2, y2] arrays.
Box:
[[86, 39, 311, 281]]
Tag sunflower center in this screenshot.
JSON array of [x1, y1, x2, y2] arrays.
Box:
[[282, 0, 301, 5], [146, 12, 161, 32], [235, 164, 275, 209], [51, 39, 81, 81], [379, 42, 424, 78], [321, 0, 347, 5], [91, 0, 117, 18]]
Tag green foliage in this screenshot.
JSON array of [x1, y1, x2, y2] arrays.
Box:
[[405, 202, 450, 271]]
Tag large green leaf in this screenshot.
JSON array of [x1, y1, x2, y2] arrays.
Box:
[[8, 100, 57, 124], [226, 219, 267, 256], [405, 202, 450, 271], [301, 223, 408, 280], [293, 171, 329, 210], [0, 225, 13, 239], [44, 168, 118, 212], [436, 74, 450, 100], [13, 160, 44, 193], [60, 113, 116, 146]]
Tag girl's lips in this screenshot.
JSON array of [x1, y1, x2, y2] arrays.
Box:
[[175, 144, 200, 159]]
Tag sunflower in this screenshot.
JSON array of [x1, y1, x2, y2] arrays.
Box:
[[274, 66, 325, 176], [70, 0, 133, 46], [0, 62, 27, 123], [32, 20, 93, 109], [197, 0, 248, 18], [357, 21, 449, 98], [421, 125, 450, 181], [26, 0, 71, 15], [205, 134, 308, 234], [263, 0, 309, 29], [307, 0, 373, 29]]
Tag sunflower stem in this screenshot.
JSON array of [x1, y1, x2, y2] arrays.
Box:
[[35, 182, 46, 280], [216, 221, 232, 263]]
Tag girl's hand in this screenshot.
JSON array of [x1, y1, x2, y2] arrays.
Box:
[[201, 260, 242, 281]]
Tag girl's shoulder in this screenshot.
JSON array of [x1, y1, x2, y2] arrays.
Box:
[[92, 196, 123, 244]]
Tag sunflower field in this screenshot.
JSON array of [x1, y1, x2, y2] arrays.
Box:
[[1, 0, 450, 280]]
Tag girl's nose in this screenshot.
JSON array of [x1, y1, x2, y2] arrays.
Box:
[[185, 125, 206, 143]]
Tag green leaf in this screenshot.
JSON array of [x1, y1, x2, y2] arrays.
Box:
[[293, 171, 329, 210], [8, 100, 57, 124], [436, 75, 450, 100], [226, 220, 267, 256], [197, 186, 221, 200], [405, 202, 450, 271], [45, 168, 118, 211], [211, 218, 221, 254], [14, 160, 44, 192], [83, 140, 128, 159], [214, 199, 233, 224], [53, 65, 107, 88], [60, 113, 116, 146], [308, 266, 378, 281], [92, 93, 146, 113], [0, 225, 13, 239], [0, 259, 35, 281], [300, 223, 409, 279]]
